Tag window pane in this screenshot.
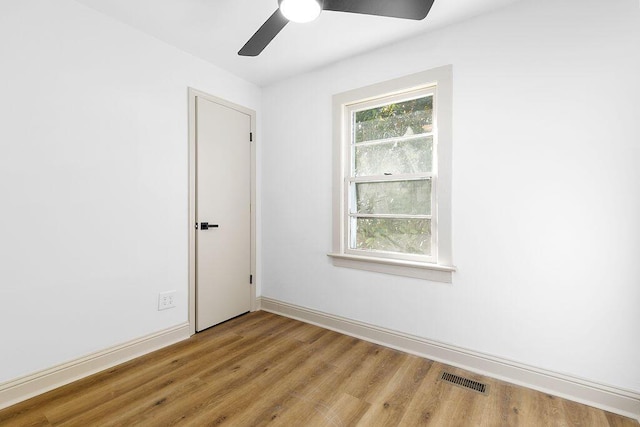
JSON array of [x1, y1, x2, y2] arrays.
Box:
[[352, 218, 431, 255], [354, 136, 432, 176], [354, 96, 433, 143], [356, 180, 431, 215]]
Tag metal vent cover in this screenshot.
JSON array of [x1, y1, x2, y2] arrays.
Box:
[[440, 372, 489, 395]]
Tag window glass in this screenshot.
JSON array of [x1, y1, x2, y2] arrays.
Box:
[[354, 96, 433, 143], [355, 179, 432, 216], [348, 93, 434, 258], [354, 136, 433, 176], [352, 218, 432, 255]]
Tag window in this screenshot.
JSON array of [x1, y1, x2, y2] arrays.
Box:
[[329, 66, 454, 282], [347, 89, 436, 262]]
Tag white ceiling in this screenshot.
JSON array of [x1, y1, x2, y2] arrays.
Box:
[[74, 0, 521, 87]]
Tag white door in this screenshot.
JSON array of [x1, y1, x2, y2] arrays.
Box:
[[195, 96, 251, 331]]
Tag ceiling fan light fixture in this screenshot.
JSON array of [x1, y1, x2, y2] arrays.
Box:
[[278, 0, 322, 23]]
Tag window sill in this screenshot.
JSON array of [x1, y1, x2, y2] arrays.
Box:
[[327, 253, 455, 283]]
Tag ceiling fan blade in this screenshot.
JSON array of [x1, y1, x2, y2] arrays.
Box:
[[238, 9, 289, 56], [322, 0, 434, 20]]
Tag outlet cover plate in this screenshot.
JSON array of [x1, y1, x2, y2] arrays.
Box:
[[158, 291, 177, 311]]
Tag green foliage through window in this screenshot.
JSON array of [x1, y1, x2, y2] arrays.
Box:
[[354, 96, 433, 143], [354, 218, 431, 255], [349, 94, 434, 257]]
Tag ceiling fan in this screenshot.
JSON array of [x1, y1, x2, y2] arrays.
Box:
[[238, 0, 435, 56]]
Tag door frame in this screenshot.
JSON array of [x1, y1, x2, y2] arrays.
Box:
[[188, 88, 257, 336]]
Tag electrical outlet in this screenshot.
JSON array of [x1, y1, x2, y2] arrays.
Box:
[[158, 291, 177, 311]]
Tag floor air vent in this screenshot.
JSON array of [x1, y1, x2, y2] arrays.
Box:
[[440, 372, 489, 395]]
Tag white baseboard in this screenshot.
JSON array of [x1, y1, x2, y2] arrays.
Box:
[[0, 322, 190, 411], [258, 296, 640, 422]]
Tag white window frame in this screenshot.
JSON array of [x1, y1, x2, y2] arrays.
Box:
[[328, 66, 455, 283], [344, 86, 437, 264]]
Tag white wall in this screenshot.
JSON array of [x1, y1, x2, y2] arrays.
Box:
[[0, 0, 260, 383], [261, 0, 640, 394]]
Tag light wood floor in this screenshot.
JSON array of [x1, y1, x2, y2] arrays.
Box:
[[1, 311, 637, 426]]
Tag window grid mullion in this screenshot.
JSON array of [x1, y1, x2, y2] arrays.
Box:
[[351, 132, 434, 148], [349, 213, 432, 219], [348, 174, 433, 183]]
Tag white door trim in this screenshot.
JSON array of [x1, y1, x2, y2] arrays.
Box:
[[188, 88, 257, 336]]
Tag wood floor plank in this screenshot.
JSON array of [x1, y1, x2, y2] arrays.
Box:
[[95, 327, 310, 425], [45, 333, 244, 425], [185, 329, 355, 425], [157, 332, 328, 425], [262, 338, 377, 426], [14, 311, 277, 425], [51, 313, 304, 426], [341, 345, 405, 402], [0, 311, 637, 427], [397, 360, 451, 425], [0, 410, 52, 427], [430, 380, 476, 426], [355, 355, 431, 426], [303, 392, 371, 427], [607, 411, 640, 427], [561, 397, 611, 426], [500, 382, 523, 426]]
